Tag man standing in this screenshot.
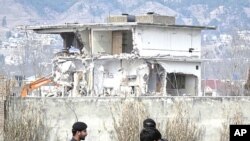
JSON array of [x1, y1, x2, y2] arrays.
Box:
[[71, 121, 88, 141], [140, 127, 163, 141], [141, 118, 167, 141]]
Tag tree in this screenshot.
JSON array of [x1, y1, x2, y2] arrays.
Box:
[[2, 16, 7, 27]]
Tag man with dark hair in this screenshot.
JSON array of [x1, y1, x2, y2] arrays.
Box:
[[140, 127, 163, 141], [71, 121, 88, 141], [141, 118, 167, 141], [143, 118, 156, 128]]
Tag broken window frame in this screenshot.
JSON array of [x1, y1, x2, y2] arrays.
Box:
[[167, 73, 186, 89]]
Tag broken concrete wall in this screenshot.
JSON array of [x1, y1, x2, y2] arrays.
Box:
[[122, 59, 148, 95], [51, 57, 201, 96], [94, 59, 121, 95], [52, 58, 87, 97], [92, 31, 112, 54], [94, 59, 148, 96], [159, 61, 201, 96], [46, 23, 202, 97], [79, 30, 91, 55], [5, 97, 250, 141]]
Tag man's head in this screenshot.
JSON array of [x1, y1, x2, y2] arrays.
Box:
[[72, 121, 88, 140], [140, 128, 162, 141], [143, 118, 156, 128]]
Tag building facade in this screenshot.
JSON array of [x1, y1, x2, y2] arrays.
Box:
[[27, 13, 215, 97]]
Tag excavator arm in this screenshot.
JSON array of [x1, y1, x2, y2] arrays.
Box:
[[21, 77, 52, 97]]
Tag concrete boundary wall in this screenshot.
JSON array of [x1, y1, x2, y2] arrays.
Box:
[[0, 100, 4, 141], [5, 97, 250, 141]]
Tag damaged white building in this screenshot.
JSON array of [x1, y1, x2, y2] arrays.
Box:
[[26, 13, 215, 97]]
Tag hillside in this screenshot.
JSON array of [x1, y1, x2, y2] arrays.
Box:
[[1, 0, 250, 79], [0, 0, 39, 27], [0, 0, 249, 32]]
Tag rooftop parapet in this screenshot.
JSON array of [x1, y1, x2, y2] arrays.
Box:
[[136, 12, 175, 25], [107, 12, 175, 25]]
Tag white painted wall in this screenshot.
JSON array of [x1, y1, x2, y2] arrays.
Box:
[[134, 26, 201, 57], [185, 75, 197, 96], [92, 31, 112, 54], [158, 61, 200, 76]]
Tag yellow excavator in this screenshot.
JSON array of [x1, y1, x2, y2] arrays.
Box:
[[21, 76, 53, 97]]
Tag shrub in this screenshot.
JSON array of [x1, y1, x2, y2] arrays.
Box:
[[220, 104, 244, 141], [3, 99, 51, 141], [164, 102, 205, 141], [110, 100, 149, 141]]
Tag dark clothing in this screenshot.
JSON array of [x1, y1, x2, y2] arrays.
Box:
[[70, 138, 77, 141], [140, 128, 162, 141]]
